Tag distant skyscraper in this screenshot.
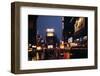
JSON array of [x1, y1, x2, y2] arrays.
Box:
[[46, 28, 55, 46]]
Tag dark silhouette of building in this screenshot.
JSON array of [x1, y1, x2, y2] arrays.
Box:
[[28, 15, 37, 45]]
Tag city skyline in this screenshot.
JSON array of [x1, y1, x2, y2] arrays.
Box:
[[28, 15, 88, 61]]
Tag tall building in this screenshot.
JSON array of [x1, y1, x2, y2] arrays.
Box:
[[63, 17, 76, 42], [28, 15, 37, 45], [45, 28, 57, 59], [46, 28, 55, 46]]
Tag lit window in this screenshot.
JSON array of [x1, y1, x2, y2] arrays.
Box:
[[47, 32, 54, 36], [46, 28, 54, 32]]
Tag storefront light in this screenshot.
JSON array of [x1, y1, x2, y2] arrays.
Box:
[[60, 45, 64, 49], [60, 41, 64, 49], [32, 45, 36, 48], [48, 45, 53, 49], [36, 46, 42, 50]]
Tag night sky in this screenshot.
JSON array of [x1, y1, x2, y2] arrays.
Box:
[[36, 16, 62, 41]]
